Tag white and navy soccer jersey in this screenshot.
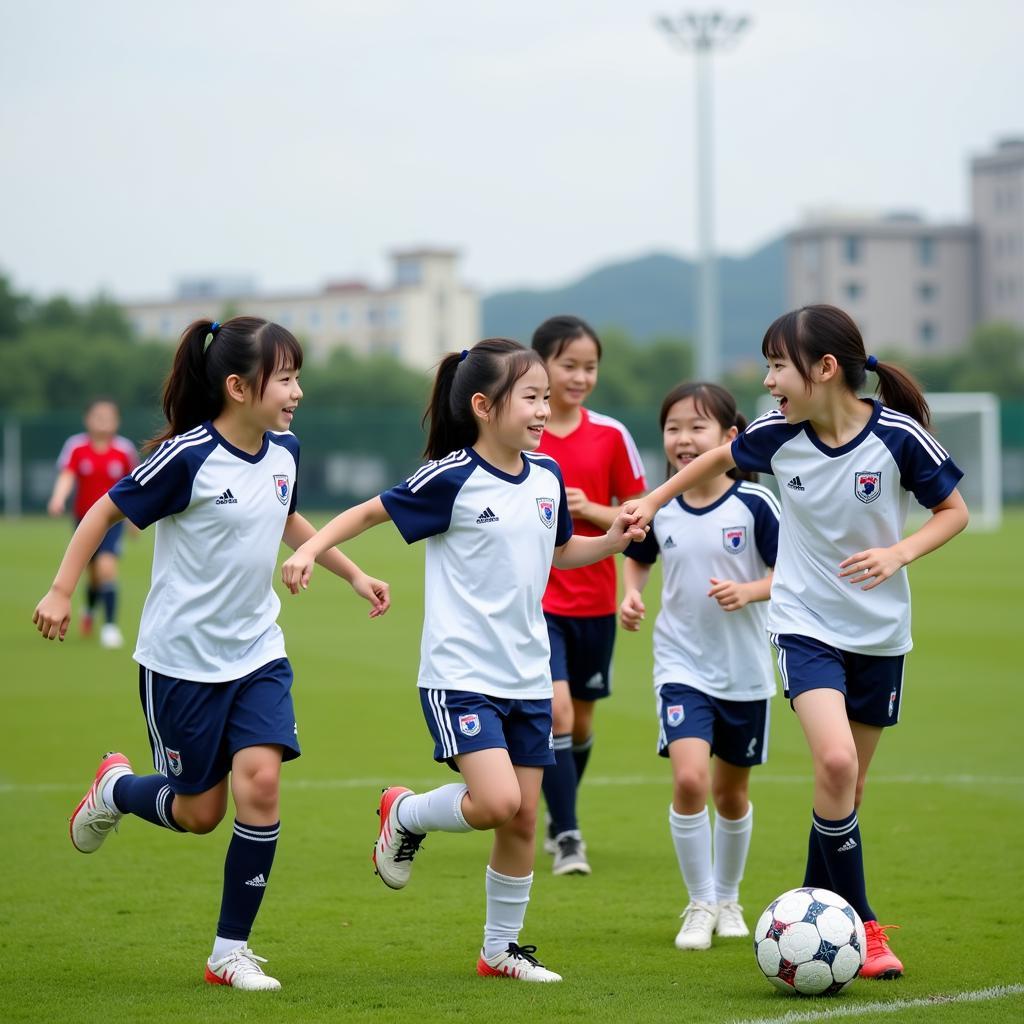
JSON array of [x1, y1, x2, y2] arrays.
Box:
[[626, 481, 780, 701], [380, 448, 573, 700], [732, 400, 964, 656], [108, 422, 300, 682]]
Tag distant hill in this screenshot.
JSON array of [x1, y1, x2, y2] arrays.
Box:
[[483, 237, 787, 368]]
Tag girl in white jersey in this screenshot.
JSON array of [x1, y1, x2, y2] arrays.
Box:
[[34, 317, 389, 991], [625, 306, 968, 980], [620, 383, 780, 952], [282, 338, 646, 983]]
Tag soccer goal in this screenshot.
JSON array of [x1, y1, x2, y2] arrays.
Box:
[[753, 392, 1002, 531]]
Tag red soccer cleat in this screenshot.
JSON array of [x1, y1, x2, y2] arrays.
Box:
[[69, 751, 132, 853], [861, 920, 903, 979], [372, 786, 423, 889]]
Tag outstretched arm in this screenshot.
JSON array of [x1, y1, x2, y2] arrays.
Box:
[[283, 512, 390, 616], [552, 509, 646, 570], [625, 442, 736, 527], [34, 495, 124, 640], [281, 496, 391, 594]]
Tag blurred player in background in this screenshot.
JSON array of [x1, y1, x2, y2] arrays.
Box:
[[282, 338, 646, 983], [48, 398, 136, 648], [34, 317, 388, 992], [620, 382, 778, 951], [625, 305, 969, 979], [531, 315, 647, 875]]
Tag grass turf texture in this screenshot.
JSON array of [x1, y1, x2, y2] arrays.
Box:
[[3, 512, 1022, 1024]]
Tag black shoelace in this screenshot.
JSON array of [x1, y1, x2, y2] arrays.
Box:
[[394, 828, 424, 863], [505, 943, 543, 966], [557, 835, 581, 856]]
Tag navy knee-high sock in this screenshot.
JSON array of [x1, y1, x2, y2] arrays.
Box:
[[572, 734, 594, 785], [112, 774, 186, 831], [803, 822, 833, 888], [96, 581, 117, 624], [813, 809, 875, 922], [541, 734, 578, 836], [216, 821, 280, 943], [85, 585, 99, 613]]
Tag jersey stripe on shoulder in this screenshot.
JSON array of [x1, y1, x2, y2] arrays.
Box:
[[408, 451, 472, 494], [877, 409, 948, 465], [737, 481, 782, 519], [587, 410, 646, 480], [743, 409, 787, 435], [133, 426, 212, 486], [57, 432, 89, 468]]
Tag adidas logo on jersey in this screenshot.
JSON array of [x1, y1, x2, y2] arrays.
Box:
[[786, 476, 805, 491], [215, 489, 238, 505], [836, 838, 858, 853], [245, 873, 267, 887], [476, 507, 500, 524], [663, 535, 677, 549]]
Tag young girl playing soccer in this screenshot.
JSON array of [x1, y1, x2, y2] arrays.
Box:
[[33, 317, 389, 991], [281, 338, 646, 982], [624, 305, 969, 978], [531, 316, 647, 876], [619, 382, 779, 951], [47, 398, 137, 649]]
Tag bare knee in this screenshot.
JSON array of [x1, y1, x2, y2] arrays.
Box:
[[551, 689, 574, 735], [712, 787, 749, 821], [234, 765, 280, 818], [503, 802, 537, 844], [816, 746, 858, 795], [673, 765, 710, 810]]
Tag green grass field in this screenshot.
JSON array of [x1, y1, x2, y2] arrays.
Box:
[[3, 513, 1023, 1023]]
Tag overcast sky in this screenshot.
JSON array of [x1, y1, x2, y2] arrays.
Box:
[[1, 0, 1021, 301]]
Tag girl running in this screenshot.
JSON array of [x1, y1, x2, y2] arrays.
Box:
[[34, 316, 389, 991], [619, 382, 779, 950], [531, 315, 647, 875], [624, 305, 968, 978], [281, 338, 646, 982]]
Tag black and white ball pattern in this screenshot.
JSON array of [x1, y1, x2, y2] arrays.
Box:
[[754, 887, 866, 996]]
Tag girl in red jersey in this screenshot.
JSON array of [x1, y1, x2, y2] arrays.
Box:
[[531, 316, 647, 875], [47, 399, 137, 648]]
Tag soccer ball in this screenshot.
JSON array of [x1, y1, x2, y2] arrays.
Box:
[[753, 887, 866, 996]]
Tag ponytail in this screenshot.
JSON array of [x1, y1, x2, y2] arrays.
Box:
[[867, 358, 931, 429], [423, 351, 474, 461]]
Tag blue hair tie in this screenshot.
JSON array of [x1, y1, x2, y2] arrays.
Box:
[[458, 349, 469, 362], [865, 354, 878, 371], [204, 321, 221, 353]]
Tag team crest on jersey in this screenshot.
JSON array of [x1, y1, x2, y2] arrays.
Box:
[[536, 497, 555, 528], [722, 526, 747, 553], [855, 471, 881, 504], [666, 704, 685, 727], [273, 474, 290, 505], [166, 748, 183, 776], [458, 713, 481, 737]]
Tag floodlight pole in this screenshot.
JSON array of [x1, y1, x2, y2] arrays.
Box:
[[657, 11, 750, 382]]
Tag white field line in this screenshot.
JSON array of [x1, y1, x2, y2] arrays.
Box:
[[732, 983, 1024, 1024], [1, 773, 1021, 795]]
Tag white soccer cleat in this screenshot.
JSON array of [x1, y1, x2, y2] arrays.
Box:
[[69, 751, 132, 853], [476, 943, 562, 982], [715, 900, 749, 938], [675, 900, 718, 950], [373, 786, 424, 889], [551, 832, 591, 876], [99, 623, 124, 649], [205, 946, 281, 991]]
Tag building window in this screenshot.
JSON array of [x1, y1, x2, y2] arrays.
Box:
[[368, 307, 382, 325], [918, 282, 936, 302], [843, 236, 861, 264], [918, 237, 936, 266], [336, 308, 349, 326], [844, 282, 862, 301], [395, 260, 422, 286], [919, 321, 936, 345], [801, 239, 821, 271], [387, 304, 401, 325]]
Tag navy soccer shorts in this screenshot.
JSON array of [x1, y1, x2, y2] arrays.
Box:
[[75, 519, 124, 560], [770, 633, 905, 728], [544, 612, 616, 701], [419, 688, 555, 769], [138, 657, 300, 794], [656, 683, 770, 767]]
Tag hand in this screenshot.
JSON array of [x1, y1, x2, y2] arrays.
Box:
[[622, 496, 656, 530], [619, 589, 646, 631], [564, 487, 591, 519], [708, 577, 751, 612], [607, 510, 648, 552], [33, 587, 72, 641], [281, 547, 316, 594], [47, 497, 65, 517], [838, 546, 905, 591], [350, 572, 391, 618]]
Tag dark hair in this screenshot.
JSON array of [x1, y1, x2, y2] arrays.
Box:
[[762, 304, 930, 427], [659, 381, 755, 482], [423, 338, 544, 461], [147, 316, 303, 451], [531, 314, 602, 362], [84, 397, 118, 414]]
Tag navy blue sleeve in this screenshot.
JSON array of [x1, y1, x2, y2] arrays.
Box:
[[875, 418, 964, 509], [735, 484, 780, 568], [625, 526, 659, 565], [731, 412, 800, 476], [269, 431, 300, 514], [380, 453, 474, 544], [554, 467, 573, 547], [108, 437, 213, 529]]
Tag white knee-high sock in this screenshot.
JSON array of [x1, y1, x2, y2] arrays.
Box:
[[482, 866, 532, 958], [669, 805, 715, 904], [713, 803, 753, 903], [396, 783, 472, 834]]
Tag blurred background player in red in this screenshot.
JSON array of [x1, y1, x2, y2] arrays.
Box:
[[47, 398, 137, 648], [532, 316, 647, 875]]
